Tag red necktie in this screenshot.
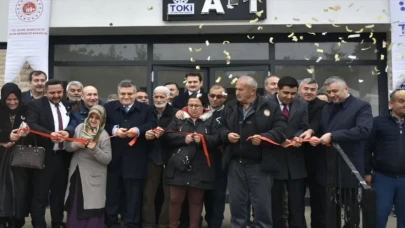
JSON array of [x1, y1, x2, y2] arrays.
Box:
[[55, 103, 64, 150], [282, 105, 289, 120]]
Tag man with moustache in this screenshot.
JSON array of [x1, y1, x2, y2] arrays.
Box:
[[221, 76, 287, 228], [172, 73, 208, 109], [104, 80, 156, 228], [298, 78, 327, 228], [66, 81, 83, 112], [142, 86, 178, 228], [26, 79, 73, 228], [269, 76, 311, 228], [310, 76, 373, 228], [21, 71, 47, 105]]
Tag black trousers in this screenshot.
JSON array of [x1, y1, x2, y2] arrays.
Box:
[[272, 179, 307, 228], [307, 178, 325, 228], [106, 173, 144, 228], [31, 151, 70, 228]]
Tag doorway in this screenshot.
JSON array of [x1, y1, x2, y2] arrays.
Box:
[[152, 65, 270, 101]]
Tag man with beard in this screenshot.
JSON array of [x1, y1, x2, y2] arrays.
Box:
[[142, 86, 178, 228], [66, 81, 83, 112], [26, 79, 73, 228], [21, 71, 47, 105], [298, 78, 327, 228]]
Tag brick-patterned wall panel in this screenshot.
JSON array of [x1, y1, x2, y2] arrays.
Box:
[[0, 49, 33, 92]]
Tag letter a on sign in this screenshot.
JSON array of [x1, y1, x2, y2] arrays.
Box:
[[201, 0, 225, 14]]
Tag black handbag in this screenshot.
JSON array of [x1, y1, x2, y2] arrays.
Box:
[[10, 136, 45, 169], [170, 147, 195, 172]]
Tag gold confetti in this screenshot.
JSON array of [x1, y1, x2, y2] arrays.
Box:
[[312, 17, 319, 22], [348, 55, 357, 59], [355, 28, 364, 33], [341, 40, 347, 43], [361, 39, 364, 44], [348, 34, 360, 38], [329, 5, 341, 11], [147, 6, 153, 10], [292, 36, 298, 42], [308, 32, 316, 35], [255, 10, 264, 17], [361, 46, 371, 51], [314, 43, 319, 47], [346, 26, 353, 32], [250, 18, 259, 23], [332, 24, 341, 27], [369, 32, 374, 38], [195, 66, 200, 70], [306, 23, 312, 28], [274, 16, 278, 20], [215, 77, 222, 83], [190, 57, 196, 62], [383, 40, 387, 48], [380, 54, 385, 60], [207, 56, 211, 61], [322, 32, 327, 35], [365, 24, 375, 29], [189, 47, 193, 52], [337, 42, 342, 47], [231, 78, 238, 85], [305, 57, 310, 60], [223, 41, 230, 44], [334, 54, 340, 62], [288, 32, 294, 38], [400, 74, 405, 78], [258, 26, 263, 30], [299, 36, 304, 40], [286, 24, 293, 27], [195, 48, 202, 52], [293, 18, 300, 21], [223, 50, 230, 56], [199, 24, 204, 29], [205, 40, 210, 46], [258, 0, 262, 3], [307, 68, 314, 74], [183, 80, 187, 84], [388, 43, 393, 51], [393, 20, 400, 24], [328, 19, 335, 23], [247, 35, 255, 39], [269, 37, 274, 44], [316, 57, 322, 62], [372, 38, 376, 44], [317, 49, 324, 53], [323, 9, 329, 12], [377, 15, 383, 20]]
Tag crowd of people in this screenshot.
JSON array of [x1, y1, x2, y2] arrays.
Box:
[[0, 70, 403, 228]]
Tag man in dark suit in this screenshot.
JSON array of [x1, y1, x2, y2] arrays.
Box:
[[21, 70, 47, 105], [26, 79, 73, 228], [298, 78, 327, 228], [104, 80, 157, 228], [270, 76, 312, 228], [310, 76, 373, 228], [171, 72, 208, 109]]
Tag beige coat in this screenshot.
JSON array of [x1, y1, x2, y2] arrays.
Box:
[[64, 123, 112, 210]]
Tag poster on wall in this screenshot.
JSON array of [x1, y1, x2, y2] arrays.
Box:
[[390, 0, 405, 90], [4, 0, 51, 82]]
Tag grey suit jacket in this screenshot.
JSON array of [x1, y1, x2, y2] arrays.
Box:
[[270, 94, 309, 180], [64, 123, 112, 210]]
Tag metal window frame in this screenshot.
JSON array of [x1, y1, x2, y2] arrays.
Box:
[[48, 32, 388, 114]]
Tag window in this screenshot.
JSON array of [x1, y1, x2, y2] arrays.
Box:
[[314, 66, 379, 116], [153, 43, 269, 61], [275, 42, 377, 60], [275, 66, 313, 82], [53, 66, 147, 101], [54, 44, 148, 61]]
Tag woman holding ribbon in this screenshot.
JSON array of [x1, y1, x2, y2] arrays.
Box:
[[164, 94, 221, 228], [64, 105, 112, 228], [0, 83, 32, 228]]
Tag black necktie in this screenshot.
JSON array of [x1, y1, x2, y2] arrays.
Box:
[[55, 104, 64, 150]]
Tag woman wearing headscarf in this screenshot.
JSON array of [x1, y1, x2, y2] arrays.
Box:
[[0, 83, 32, 228], [164, 94, 221, 228], [64, 105, 112, 228]]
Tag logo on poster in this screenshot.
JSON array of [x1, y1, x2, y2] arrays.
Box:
[[15, 0, 43, 22], [398, 23, 405, 36], [168, 0, 194, 15]]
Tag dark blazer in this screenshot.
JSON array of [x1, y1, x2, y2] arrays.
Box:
[[21, 91, 32, 105], [269, 94, 309, 180], [104, 100, 157, 179], [317, 95, 373, 187], [172, 91, 209, 109], [26, 97, 72, 164]]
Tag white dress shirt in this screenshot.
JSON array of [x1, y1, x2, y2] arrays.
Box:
[[49, 101, 70, 150]]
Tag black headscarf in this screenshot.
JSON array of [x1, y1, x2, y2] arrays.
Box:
[[1, 83, 22, 115]]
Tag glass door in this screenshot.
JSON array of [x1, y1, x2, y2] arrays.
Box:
[[209, 66, 270, 102], [152, 66, 209, 94]]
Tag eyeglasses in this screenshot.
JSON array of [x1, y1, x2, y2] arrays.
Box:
[[187, 104, 202, 108], [209, 94, 225, 99]]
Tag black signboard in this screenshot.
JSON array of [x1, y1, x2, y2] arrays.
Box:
[[162, 0, 267, 21]]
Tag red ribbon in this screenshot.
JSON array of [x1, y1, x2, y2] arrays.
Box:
[[247, 135, 331, 147]]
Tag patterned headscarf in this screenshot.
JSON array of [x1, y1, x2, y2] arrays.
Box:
[[81, 105, 106, 141]]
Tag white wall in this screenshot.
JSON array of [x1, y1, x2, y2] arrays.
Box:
[[0, 0, 391, 42]]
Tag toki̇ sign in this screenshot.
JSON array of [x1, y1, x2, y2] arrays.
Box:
[[163, 0, 266, 21]]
